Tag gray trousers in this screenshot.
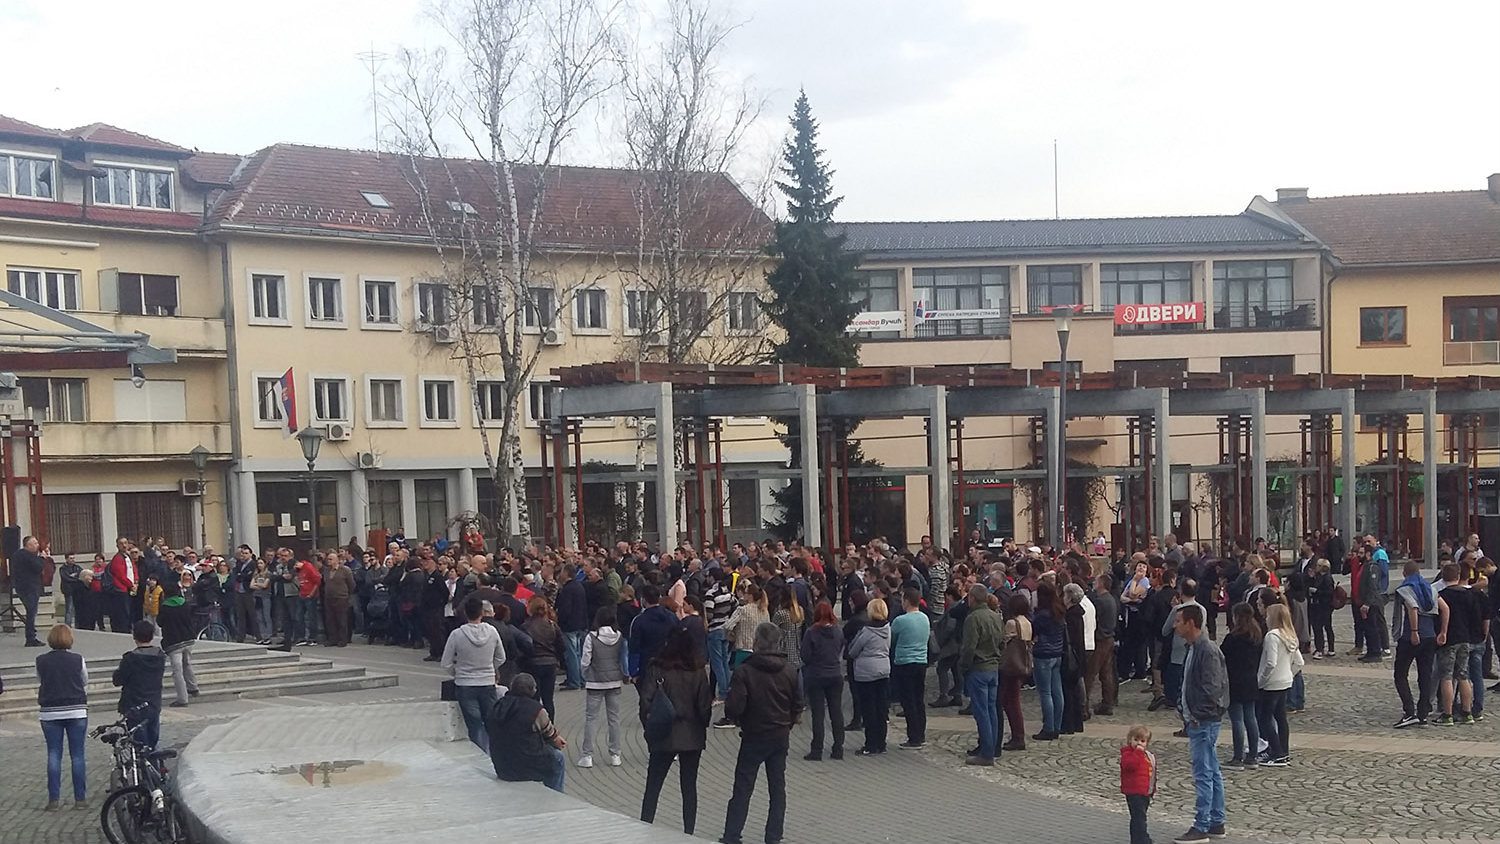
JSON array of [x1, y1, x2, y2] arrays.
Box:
[[581, 687, 622, 757], [168, 645, 198, 704]]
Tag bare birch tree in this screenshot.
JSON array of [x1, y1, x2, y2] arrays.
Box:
[[388, 0, 621, 545]]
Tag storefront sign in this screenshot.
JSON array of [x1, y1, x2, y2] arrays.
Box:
[[847, 310, 906, 332], [913, 303, 1008, 324], [1113, 302, 1205, 326]]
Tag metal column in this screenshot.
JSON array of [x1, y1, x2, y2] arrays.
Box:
[[928, 386, 952, 550], [797, 384, 821, 548], [1250, 388, 1269, 543], [653, 383, 677, 549], [1340, 390, 1357, 543], [1423, 390, 1438, 567], [1153, 391, 1172, 543]]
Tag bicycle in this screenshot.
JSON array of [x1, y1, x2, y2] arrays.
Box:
[[92, 703, 192, 844], [195, 605, 230, 643]]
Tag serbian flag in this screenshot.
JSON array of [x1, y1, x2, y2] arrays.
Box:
[[275, 367, 298, 437]]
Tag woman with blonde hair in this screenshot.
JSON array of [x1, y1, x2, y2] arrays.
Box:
[[1255, 603, 1302, 766], [846, 597, 893, 755]]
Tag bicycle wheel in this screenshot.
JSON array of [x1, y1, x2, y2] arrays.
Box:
[[100, 786, 151, 844], [197, 623, 230, 643]]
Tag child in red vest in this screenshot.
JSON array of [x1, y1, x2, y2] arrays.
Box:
[[1120, 724, 1157, 844]]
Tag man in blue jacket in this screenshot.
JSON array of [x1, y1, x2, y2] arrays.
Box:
[[555, 563, 588, 690], [627, 584, 677, 684]]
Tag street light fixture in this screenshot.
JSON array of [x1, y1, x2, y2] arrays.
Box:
[[189, 444, 210, 548], [1052, 305, 1076, 551], [295, 427, 325, 552]]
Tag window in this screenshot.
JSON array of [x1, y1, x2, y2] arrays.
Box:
[[115, 492, 190, 549], [675, 290, 709, 334], [1027, 265, 1082, 312], [422, 379, 457, 425], [363, 279, 397, 325], [1446, 297, 1500, 342], [575, 288, 608, 331], [526, 381, 555, 426], [913, 266, 1010, 337], [625, 289, 662, 333], [368, 480, 402, 532], [1359, 307, 1407, 345], [7, 268, 80, 311], [1, 153, 55, 199], [117, 273, 178, 316], [524, 286, 557, 329], [313, 378, 349, 422], [255, 377, 283, 424], [1101, 263, 1193, 332], [1449, 411, 1500, 450], [307, 276, 343, 323], [1212, 260, 1301, 329], [368, 379, 404, 425], [475, 381, 507, 424], [851, 270, 901, 339], [43, 494, 100, 556], [415, 479, 449, 542], [446, 200, 477, 215], [1219, 355, 1295, 376], [18, 377, 86, 422], [1115, 358, 1188, 376], [416, 282, 451, 325], [360, 191, 391, 208], [471, 286, 498, 328], [250, 273, 287, 322], [726, 291, 760, 333], [113, 380, 186, 422], [728, 479, 758, 528], [92, 165, 173, 210]]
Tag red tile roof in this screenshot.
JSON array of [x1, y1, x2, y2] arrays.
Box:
[[1276, 188, 1500, 266], [181, 152, 244, 187], [0, 114, 64, 142], [207, 143, 770, 252], [65, 123, 190, 156], [0, 197, 199, 231]]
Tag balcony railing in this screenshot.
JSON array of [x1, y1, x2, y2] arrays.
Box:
[[1444, 340, 1500, 365], [912, 313, 1011, 340], [1212, 299, 1318, 331]]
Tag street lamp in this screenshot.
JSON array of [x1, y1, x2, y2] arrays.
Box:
[[189, 444, 210, 548], [295, 427, 324, 552], [1052, 305, 1075, 550]]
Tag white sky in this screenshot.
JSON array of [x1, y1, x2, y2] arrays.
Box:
[[3, 0, 1497, 220]]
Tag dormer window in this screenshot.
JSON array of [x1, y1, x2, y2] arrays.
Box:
[[92, 164, 173, 210], [446, 200, 477, 215], [360, 191, 391, 208], [0, 153, 55, 200]]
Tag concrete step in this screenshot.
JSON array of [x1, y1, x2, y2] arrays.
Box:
[[0, 645, 293, 682], [2, 654, 336, 696]]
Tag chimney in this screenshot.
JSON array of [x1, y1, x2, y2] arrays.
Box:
[[1276, 187, 1309, 203], [1488, 173, 1500, 202]]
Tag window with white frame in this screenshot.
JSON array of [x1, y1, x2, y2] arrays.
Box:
[[726, 291, 760, 333], [475, 381, 507, 424], [7, 268, 80, 311], [523, 286, 556, 329], [0, 153, 55, 199], [18, 377, 86, 422], [422, 379, 456, 424], [624, 289, 661, 332], [363, 279, 397, 325], [312, 378, 349, 422], [254, 377, 283, 424], [92, 165, 173, 210], [307, 276, 343, 323], [250, 273, 287, 322], [368, 379, 403, 424], [117, 273, 178, 316], [471, 285, 498, 328], [675, 290, 709, 334], [526, 381, 555, 426], [416, 282, 451, 325], [575, 288, 607, 330]]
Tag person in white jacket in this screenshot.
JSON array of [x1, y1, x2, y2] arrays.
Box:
[[1256, 603, 1303, 767], [442, 595, 507, 751]]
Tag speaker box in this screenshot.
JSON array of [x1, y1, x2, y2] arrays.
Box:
[[1, 525, 19, 558], [1479, 515, 1500, 561]]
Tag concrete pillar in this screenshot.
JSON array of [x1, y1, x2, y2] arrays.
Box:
[[1153, 390, 1172, 541], [1046, 387, 1062, 545], [1250, 389, 1269, 542], [349, 469, 369, 540], [1014, 263, 1029, 314], [798, 384, 821, 548], [1340, 390, 1357, 542], [654, 383, 677, 548], [232, 471, 257, 550], [928, 386, 952, 548], [1423, 390, 1438, 567], [458, 467, 478, 519], [1201, 259, 1216, 328], [1085, 261, 1102, 310], [399, 477, 418, 539], [190, 495, 204, 551], [99, 492, 119, 548]]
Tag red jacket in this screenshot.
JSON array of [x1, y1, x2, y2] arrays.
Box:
[[295, 561, 323, 599], [106, 553, 136, 594], [1348, 557, 1363, 603], [1120, 745, 1156, 797]]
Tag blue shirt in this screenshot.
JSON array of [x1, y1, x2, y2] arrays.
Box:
[[889, 609, 931, 666]]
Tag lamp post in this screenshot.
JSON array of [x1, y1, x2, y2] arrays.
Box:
[[189, 444, 210, 548], [295, 427, 324, 554], [1052, 305, 1075, 550]]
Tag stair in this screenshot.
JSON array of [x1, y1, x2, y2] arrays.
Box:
[[0, 640, 399, 720]]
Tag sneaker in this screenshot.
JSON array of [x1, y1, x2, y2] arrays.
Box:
[[897, 740, 926, 749], [1346, 646, 1364, 656], [43, 800, 60, 812], [609, 754, 622, 767], [1172, 728, 1188, 738], [803, 751, 821, 761], [1311, 651, 1324, 660], [1208, 824, 1227, 839], [1358, 655, 1383, 663], [1174, 828, 1211, 843], [1383, 649, 1393, 657], [1241, 760, 1257, 770], [964, 755, 995, 767], [1434, 715, 1455, 727], [856, 747, 885, 756], [1459, 714, 1475, 725], [1265, 756, 1290, 767], [1475, 712, 1486, 723], [1393, 714, 1420, 729], [73, 799, 89, 811], [1491, 681, 1500, 692], [1147, 696, 1167, 712], [576, 755, 594, 768], [713, 717, 736, 729], [1417, 718, 1430, 727]]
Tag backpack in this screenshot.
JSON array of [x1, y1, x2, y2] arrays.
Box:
[[644, 676, 677, 744], [366, 585, 391, 619]]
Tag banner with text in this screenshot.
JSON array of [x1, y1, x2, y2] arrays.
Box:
[[847, 311, 906, 332], [1113, 302, 1205, 326]]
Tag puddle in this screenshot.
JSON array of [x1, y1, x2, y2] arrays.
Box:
[[248, 760, 402, 788]]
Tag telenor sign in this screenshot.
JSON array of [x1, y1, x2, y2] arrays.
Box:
[[1113, 302, 1205, 325]]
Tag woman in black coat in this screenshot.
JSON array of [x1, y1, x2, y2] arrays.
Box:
[[638, 627, 713, 835], [1060, 582, 1088, 735]]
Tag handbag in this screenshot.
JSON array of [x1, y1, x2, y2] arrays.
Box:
[[440, 679, 457, 701], [644, 677, 676, 743], [1000, 625, 1033, 678]]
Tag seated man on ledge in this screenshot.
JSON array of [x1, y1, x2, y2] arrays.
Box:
[[486, 672, 567, 792]]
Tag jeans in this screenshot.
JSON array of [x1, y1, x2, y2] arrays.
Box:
[[581, 687, 622, 756], [136, 710, 161, 752], [891, 662, 928, 744], [1364, 603, 1390, 656], [707, 629, 732, 699], [17, 586, 40, 643], [562, 630, 586, 688], [1256, 688, 1289, 760], [168, 645, 198, 704], [965, 670, 1000, 758], [1467, 645, 1485, 716], [804, 674, 844, 754], [1163, 661, 1184, 707], [1287, 672, 1305, 711], [641, 750, 701, 834], [1394, 636, 1437, 720], [454, 684, 499, 750], [855, 677, 889, 751], [1126, 795, 1151, 844], [1033, 656, 1063, 734], [1227, 699, 1259, 761], [1186, 719, 1226, 832], [542, 745, 566, 793], [254, 595, 273, 640], [721, 736, 788, 844], [41, 717, 87, 802], [297, 597, 321, 642]]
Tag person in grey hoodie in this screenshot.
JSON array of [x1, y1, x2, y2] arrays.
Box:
[[441, 595, 507, 750], [799, 599, 846, 760], [845, 597, 893, 755], [577, 606, 625, 769]]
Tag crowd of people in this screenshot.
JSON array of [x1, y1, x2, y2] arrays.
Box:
[[9, 524, 1498, 843]]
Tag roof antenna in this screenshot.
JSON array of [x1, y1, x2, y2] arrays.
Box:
[[1053, 138, 1059, 219], [357, 44, 387, 156]]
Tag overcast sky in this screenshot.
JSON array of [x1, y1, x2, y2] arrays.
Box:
[[5, 0, 1497, 220]]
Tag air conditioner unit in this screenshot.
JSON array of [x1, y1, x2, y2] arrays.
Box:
[[179, 479, 205, 497], [356, 451, 382, 470], [325, 422, 353, 442], [541, 327, 563, 346], [432, 324, 459, 344]]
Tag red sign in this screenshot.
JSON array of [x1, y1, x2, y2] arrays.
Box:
[[1113, 302, 1205, 326]]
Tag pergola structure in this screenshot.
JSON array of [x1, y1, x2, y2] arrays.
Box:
[[546, 362, 1500, 564]]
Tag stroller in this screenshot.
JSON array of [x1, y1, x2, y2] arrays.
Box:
[[364, 584, 392, 644]]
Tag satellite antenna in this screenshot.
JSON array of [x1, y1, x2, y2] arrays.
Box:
[[357, 44, 388, 154]]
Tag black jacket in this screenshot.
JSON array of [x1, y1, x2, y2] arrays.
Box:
[[10, 548, 46, 592], [158, 601, 197, 652], [113, 646, 165, 714], [799, 623, 845, 681], [638, 665, 712, 753], [486, 695, 553, 783], [556, 579, 588, 633], [1219, 631, 1261, 704], [583, 578, 610, 626], [420, 573, 450, 614], [724, 652, 804, 741]]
